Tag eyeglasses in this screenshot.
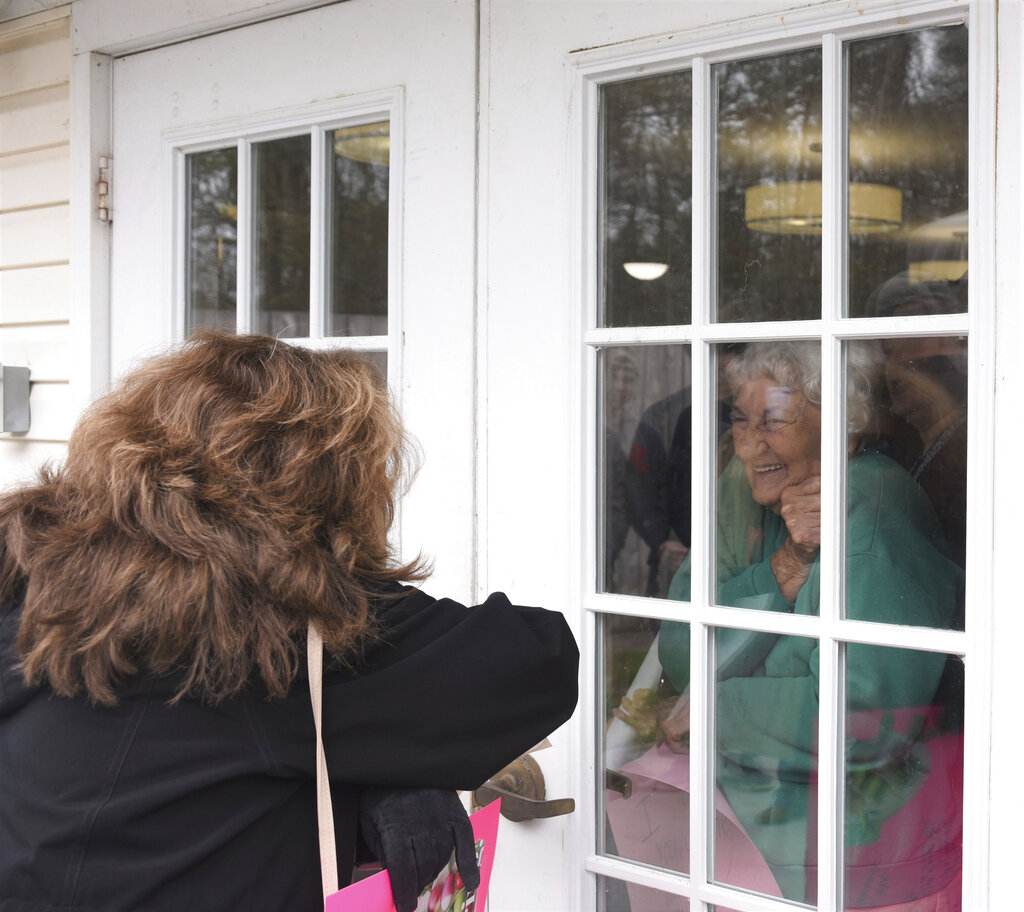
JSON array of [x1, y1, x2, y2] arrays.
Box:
[[729, 409, 800, 438]]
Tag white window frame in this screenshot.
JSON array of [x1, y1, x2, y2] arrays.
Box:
[[163, 89, 403, 377], [571, 2, 994, 909]]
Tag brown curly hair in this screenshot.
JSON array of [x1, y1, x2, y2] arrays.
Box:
[[0, 330, 427, 704]]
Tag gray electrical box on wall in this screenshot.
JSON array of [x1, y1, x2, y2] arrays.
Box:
[[1, 366, 30, 433]]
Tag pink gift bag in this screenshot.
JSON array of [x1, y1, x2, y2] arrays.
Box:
[[308, 625, 500, 912]]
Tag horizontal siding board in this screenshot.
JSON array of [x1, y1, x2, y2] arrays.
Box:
[[0, 439, 67, 489], [0, 86, 69, 154], [0, 322, 71, 382], [0, 263, 71, 323], [0, 8, 69, 43], [0, 143, 70, 210], [0, 26, 70, 95], [0, 204, 70, 268], [0, 8, 75, 473], [10, 380, 75, 442]]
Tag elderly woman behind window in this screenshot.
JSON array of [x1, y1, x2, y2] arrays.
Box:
[[612, 341, 963, 910]]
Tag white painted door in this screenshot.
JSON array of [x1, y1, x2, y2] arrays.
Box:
[[110, 0, 479, 601], [108, 3, 581, 910], [478, 2, 987, 911]]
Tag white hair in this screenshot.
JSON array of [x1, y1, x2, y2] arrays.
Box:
[[726, 340, 881, 434]]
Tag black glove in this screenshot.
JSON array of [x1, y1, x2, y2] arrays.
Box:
[[358, 787, 481, 912]]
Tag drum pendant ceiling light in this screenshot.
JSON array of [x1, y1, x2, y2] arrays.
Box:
[[744, 181, 902, 234], [333, 122, 390, 165]]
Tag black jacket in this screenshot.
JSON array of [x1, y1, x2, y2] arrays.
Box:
[[0, 588, 579, 911]]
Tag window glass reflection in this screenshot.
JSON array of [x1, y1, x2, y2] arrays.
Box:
[[642, 622, 818, 902], [843, 645, 963, 909], [602, 615, 688, 878], [715, 48, 822, 322], [848, 26, 968, 317], [328, 122, 389, 337], [253, 134, 311, 337], [709, 342, 821, 614], [185, 148, 237, 332], [846, 337, 965, 629], [711, 630, 819, 901], [600, 345, 691, 597], [359, 350, 387, 387], [600, 72, 693, 328], [597, 875, 688, 912]]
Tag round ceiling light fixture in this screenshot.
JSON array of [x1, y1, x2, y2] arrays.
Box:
[[623, 261, 669, 281]]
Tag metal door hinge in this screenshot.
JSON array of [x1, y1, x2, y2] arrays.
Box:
[[97, 156, 112, 223]]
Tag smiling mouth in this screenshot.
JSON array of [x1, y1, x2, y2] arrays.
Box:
[[753, 464, 785, 474]]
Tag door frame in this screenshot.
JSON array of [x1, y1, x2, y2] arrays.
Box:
[[71, 0, 1018, 908], [564, 1, 996, 908]]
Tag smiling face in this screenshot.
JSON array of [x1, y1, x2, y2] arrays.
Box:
[[731, 375, 822, 513]]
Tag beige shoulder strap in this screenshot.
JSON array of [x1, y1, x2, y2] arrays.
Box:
[[307, 623, 339, 899]]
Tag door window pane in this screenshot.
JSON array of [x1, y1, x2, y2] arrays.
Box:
[[715, 48, 822, 322], [600, 72, 693, 328], [843, 645, 963, 909], [603, 616, 689, 875], [185, 147, 237, 331], [600, 345, 691, 597], [598, 875, 688, 911], [712, 630, 819, 902], [328, 122, 389, 336], [360, 350, 388, 385], [253, 134, 311, 337], [712, 341, 821, 615], [845, 338, 965, 629], [847, 26, 968, 317]]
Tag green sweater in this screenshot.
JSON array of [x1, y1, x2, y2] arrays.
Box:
[[658, 451, 961, 900]]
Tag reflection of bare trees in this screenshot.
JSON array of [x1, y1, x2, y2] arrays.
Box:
[[330, 141, 389, 336], [185, 128, 391, 338], [187, 149, 238, 330], [848, 28, 968, 314], [602, 72, 692, 327], [254, 135, 312, 337], [716, 47, 824, 322], [600, 25, 969, 326]]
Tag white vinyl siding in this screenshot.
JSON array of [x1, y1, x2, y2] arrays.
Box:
[[0, 6, 75, 482]]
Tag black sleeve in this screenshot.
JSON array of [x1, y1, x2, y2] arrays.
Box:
[[255, 590, 579, 790]]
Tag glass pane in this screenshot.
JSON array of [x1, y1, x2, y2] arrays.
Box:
[[603, 615, 689, 875], [713, 630, 819, 902], [253, 134, 311, 337], [600, 345, 691, 597], [845, 339, 965, 628], [360, 350, 388, 385], [716, 48, 822, 322], [843, 645, 963, 909], [600, 72, 693, 328], [185, 148, 237, 332], [712, 341, 821, 615], [848, 26, 968, 317], [597, 875, 688, 911], [328, 122, 389, 336]]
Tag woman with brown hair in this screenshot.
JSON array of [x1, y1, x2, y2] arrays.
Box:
[[0, 330, 578, 912]]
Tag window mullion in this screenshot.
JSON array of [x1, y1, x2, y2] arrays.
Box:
[[688, 53, 712, 911], [817, 32, 844, 912], [171, 147, 187, 337], [309, 126, 327, 339], [236, 137, 253, 334]]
